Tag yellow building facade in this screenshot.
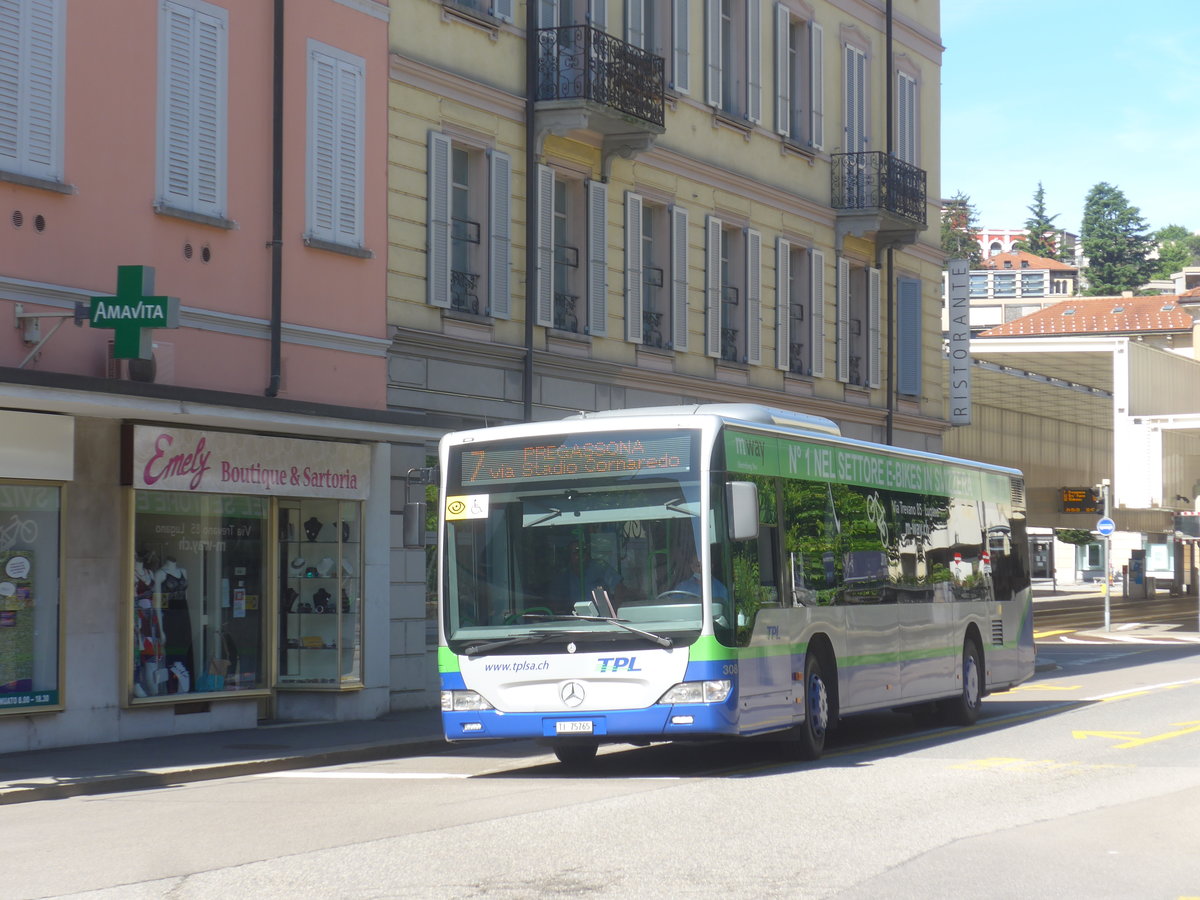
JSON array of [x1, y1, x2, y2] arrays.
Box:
[[387, 0, 946, 450]]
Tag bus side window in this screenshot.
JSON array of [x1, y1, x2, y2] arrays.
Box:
[[730, 475, 780, 644]]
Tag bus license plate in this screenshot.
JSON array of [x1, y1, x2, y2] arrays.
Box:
[[555, 720, 593, 734]]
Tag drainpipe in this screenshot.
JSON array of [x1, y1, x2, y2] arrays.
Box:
[[523, 11, 537, 421], [265, 0, 285, 397], [884, 0, 894, 444]]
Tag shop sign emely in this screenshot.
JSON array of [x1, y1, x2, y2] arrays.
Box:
[[125, 426, 370, 500]]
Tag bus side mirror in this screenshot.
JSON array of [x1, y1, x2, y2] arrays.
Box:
[[403, 500, 426, 549], [726, 481, 759, 541]]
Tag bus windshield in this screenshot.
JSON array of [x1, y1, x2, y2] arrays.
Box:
[[442, 430, 707, 652]]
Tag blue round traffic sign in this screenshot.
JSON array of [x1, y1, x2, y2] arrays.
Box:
[[1096, 517, 1116, 536]]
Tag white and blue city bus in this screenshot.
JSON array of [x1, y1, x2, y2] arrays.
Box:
[[436, 405, 1035, 764]]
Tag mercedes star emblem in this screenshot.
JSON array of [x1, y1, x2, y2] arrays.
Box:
[[560, 681, 585, 707]]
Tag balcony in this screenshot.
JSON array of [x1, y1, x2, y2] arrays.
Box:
[[535, 25, 665, 171], [831, 151, 927, 248]]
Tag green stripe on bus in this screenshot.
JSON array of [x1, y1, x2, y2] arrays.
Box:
[[438, 645, 460, 673]]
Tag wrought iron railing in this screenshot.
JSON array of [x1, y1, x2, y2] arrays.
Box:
[[554, 292, 580, 332], [830, 151, 927, 227], [451, 270, 480, 314], [535, 25, 665, 128]]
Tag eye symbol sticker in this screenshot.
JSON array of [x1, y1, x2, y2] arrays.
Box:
[[447, 499, 467, 516]]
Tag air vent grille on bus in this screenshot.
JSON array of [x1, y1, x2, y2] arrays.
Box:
[[991, 619, 1005, 647], [1010, 477, 1026, 510]]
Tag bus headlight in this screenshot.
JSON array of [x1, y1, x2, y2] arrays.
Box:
[[658, 679, 732, 705], [441, 690, 494, 712]]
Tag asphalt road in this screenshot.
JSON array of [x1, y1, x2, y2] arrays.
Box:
[[1034, 589, 1200, 640], [7, 640, 1200, 899]]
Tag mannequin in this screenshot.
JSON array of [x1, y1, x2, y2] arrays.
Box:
[[156, 556, 194, 694], [133, 552, 165, 696]]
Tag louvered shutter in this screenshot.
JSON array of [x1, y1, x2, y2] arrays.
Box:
[[705, 0, 721, 107], [775, 237, 791, 370], [774, 3, 790, 136], [835, 256, 849, 383], [867, 266, 881, 388], [308, 44, 364, 246], [587, 180, 608, 336], [897, 277, 922, 395], [746, 0, 762, 123], [671, 205, 689, 350], [810, 22, 823, 149], [625, 192, 644, 343], [746, 229, 762, 364], [489, 149, 512, 318], [844, 44, 866, 151], [672, 0, 690, 93], [898, 73, 917, 164], [0, 0, 63, 180], [589, 0, 607, 31], [626, 0, 645, 47], [492, 0, 514, 21], [427, 132, 452, 308], [536, 165, 555, 326], [159, 1, 226, 216], [810, 249, 825, 377], [705, 215, 722, 357]]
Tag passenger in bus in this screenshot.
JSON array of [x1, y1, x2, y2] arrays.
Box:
[[673, 549, 728, 601], [549, 541, 622, 613]]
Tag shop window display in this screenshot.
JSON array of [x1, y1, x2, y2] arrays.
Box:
[[133, 492, 266, 697], [278, 499, 362, 687], [0, 484, 61, 711]]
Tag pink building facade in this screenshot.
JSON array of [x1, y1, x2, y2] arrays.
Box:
[[0, 0, 435, 752]]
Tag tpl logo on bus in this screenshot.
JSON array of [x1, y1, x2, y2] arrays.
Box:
[[597, 656, 642, 673]]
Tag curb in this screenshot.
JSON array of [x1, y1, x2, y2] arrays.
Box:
[[0, 736, 450, 806]]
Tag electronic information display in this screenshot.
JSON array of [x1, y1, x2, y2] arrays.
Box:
[[457, 432, 694, 487]]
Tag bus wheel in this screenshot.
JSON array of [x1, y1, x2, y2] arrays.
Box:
[[796, 653, 829, 760], [944, 639, 982, 726], [553, 742, 598, 767]]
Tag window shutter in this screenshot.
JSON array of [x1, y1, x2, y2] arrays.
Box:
[[159, 1, 226, 216], [625, 192, 644, 343], [626, 0, 645, 47], [810, 249, 825, 377], [844, 44, 866, 151], [746, 228, 762, 364], [774, 3, 790, 137], [587, 180, 609, 336], [867, 266, 881, 388], [897, 277, 922, 395], [835, 256, 849, 383], [775, 237, 790, 370], [672, 0, 690, 94], [538, 0, 558, 29], [589, 0, 607, 31], [536, 164, 555, 327], [671, 205, 689, 350], [427, 132, 452, 308], [810, 22, 823, 149], [705, 0, 721, 107], [308, 44, 364, 246], [705, 215, 722, 357], [488, 149, 512, 318], [1, 0, 63, 180], [492, 0, 514, 22], [898, 73, 917, 164], [746, 0, 762, 124]]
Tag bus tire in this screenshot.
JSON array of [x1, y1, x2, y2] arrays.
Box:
[[553, 742, 598, 767], [944, 638, 982, 726], [796, 652, 830, 760]]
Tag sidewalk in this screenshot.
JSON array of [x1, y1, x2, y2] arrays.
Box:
[[0, 707, 448, 806]]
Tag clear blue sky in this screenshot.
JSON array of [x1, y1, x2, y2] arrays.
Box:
[[941, 2, 1200, 237]]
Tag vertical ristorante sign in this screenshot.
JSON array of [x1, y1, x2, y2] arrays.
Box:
[[946, 259, 972, 425], [124, 426, 370, 500]]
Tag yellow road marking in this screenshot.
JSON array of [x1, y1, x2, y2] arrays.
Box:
[[1034, 629, 1075, 639], [1011, 683, 1082, 692], [1073, 730, 1141, 742], [1115, 721, 1200, 749]]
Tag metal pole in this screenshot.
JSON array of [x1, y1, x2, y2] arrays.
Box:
[[1102, 479, 1111, 631]]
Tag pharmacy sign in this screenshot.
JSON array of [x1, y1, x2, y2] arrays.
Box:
[[90, 265, 180, 359]]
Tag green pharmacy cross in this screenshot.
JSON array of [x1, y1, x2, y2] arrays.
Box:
[[89, 265, 180, 359]]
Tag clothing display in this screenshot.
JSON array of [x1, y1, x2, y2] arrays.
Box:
[[157, 559, 194, 694], [303, 516, 323, 541]]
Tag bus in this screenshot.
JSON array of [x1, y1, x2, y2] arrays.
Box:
[[434, 404, 1035, 764]]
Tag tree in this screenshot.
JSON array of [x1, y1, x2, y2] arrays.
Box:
[[941, 191, 982, 267], [1013, 182, 1065, 260], [1153, 224, 1199, 280], [1080, 182, 1154, 295]]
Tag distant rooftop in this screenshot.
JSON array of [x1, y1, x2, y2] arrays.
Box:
[[978, 294, 1193, 338], [980, 250, 1077, 272]]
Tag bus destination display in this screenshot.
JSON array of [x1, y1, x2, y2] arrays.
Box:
[[459, 432, 692, 486]]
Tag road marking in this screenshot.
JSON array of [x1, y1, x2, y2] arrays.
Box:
[[1087, 677, 1200, 703], [255, 771, 471, 780], [953, 757, 1127, 772], [1114, 721, 1200, 749], [1033, 629, 1075, 639], [1073, 730, 1142, 743], [1010, 683, 1082, 692]]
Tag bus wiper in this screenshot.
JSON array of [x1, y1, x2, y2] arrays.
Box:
[[664, 497, 698, 517], [568, 613, 673, 648], [463, 631, 557, 656]]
